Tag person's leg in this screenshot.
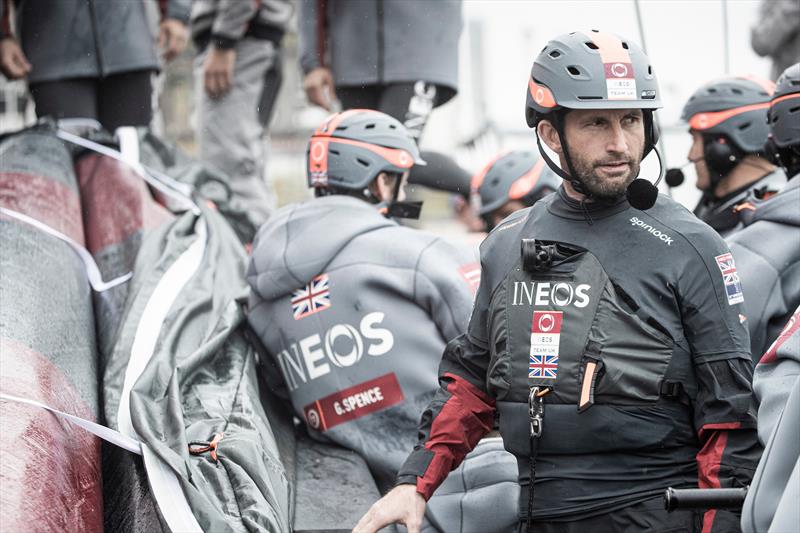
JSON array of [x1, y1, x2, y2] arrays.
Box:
[[194, 38, 279, 230], [336, 85, 381, 111], [97, 69, 155, 131], [377, 82, 472, 197], [28, 78, 99, 122]]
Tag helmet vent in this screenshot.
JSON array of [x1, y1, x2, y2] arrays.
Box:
[[737, 122, 752, 131], [567, 66, 581, 76], [790, 106, 800, 113], [389, 124, 397, 129], [365, 123, 376, 129], [621, 41, 629, 49], [356, 157, 370, 167], [329, 148, 340, 155], [335, 125, 348, 131], [731, 88, 743, 95], [549, 49, 562, 58], [648, 65, 653, 75], [577, 95, 603, 100], [708, 88, 718, 94], [584, 41, 599, 50], [490, 177, 501, 186]]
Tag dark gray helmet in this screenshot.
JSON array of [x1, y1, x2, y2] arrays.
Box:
[[525, 29, 661, 128], [307, 109, 425, 190], [471, 151, 560, 215], [768, 63, 800, 149], [681, 75, 775, 153]]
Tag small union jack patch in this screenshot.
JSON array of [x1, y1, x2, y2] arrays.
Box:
[[714, 252, 744, 306], [291, 273, 332, 320], [529, 354, 559, 379]]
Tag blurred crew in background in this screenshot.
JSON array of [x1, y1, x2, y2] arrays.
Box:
[[750, 0, 800, 80], [298, 0, 473, 199], [472, 150, 560, 231], [680, 76, 785, 236], [728, 63, 800, 358], [190, 0, 292, 235], [0, 0, 189, 131]]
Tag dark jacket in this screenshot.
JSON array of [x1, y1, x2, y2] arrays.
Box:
[[1, 0, 190, 84], [247, 195, 478, 490], [190, 0, 292, 50], [693, 168, 786, 238], [728, 176, 800, 358], [398, 188, 761, 531], [298, 0, 461, 95]]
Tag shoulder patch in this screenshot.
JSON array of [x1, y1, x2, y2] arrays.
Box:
[[714, 253, 744, 306]]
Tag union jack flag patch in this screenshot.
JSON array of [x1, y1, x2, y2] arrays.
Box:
[[291, 273, 332, 320], [714, 252, 744, 306], [529, 354, 559, 379]]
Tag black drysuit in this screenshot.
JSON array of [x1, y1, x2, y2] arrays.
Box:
[[397, 187, 761, 532]]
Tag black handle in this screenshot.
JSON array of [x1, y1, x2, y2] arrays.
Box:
[[664, 487, 748, 511]]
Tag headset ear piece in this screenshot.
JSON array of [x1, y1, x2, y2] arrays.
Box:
[[764, 137, 781, 165], [703, 136, 740, 176]]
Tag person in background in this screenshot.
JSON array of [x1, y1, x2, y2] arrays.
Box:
[[247, 109, 520, 532], [190, 0, 292, 234], [0, 0, 189, 132], [298, 0, 471, 199], [728, 63, 800, 359], [680, 76, 785, 237], [751, 0, 800, 80], [472, 150, 560, 231]]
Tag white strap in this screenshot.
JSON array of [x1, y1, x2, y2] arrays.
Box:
[[0, 207, 132, 292], [116, 217, 207, 533], [56, 129, 199, 215], [0, 392, 142, 455]]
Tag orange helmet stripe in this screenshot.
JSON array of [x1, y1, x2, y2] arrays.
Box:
[[470, 151, 511, 191], [582, 31, 631, 64], [689, 102, 771, 131], [771, 92, 800, 106], [508, 158, 545, 200], [528, 78, 558, 109], [309, 135, 415, 170]]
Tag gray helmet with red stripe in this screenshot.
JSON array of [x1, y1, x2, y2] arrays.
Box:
[[768, 63, 800, 149], [307, 109, 425, 190], [525, 30, 661, 128], [471, 151, 560, 215], [681, 76, 775, 153]]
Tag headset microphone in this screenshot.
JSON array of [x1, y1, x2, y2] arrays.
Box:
[[664, 156, 703, 188], [626, 145, 666, 210]]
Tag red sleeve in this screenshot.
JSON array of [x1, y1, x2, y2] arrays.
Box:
[[395, 335, 495, 500]]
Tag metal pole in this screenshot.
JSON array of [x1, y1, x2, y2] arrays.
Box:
[[721, 0, 731, 74], [633, 0, 671, 192]]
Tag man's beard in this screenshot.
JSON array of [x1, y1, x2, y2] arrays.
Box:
[[569, 151, 642, 200]]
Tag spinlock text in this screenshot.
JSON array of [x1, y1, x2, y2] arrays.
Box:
[[511, 281, 591, 308], [630, 216, 673, 245]]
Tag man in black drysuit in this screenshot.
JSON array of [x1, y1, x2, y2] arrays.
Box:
[[355, 30, 761, 533]]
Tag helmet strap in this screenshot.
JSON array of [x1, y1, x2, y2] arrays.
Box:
[[534, 112, 592, 198]]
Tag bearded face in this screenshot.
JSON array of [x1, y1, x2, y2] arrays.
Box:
[[554, 109, 647, 199]]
